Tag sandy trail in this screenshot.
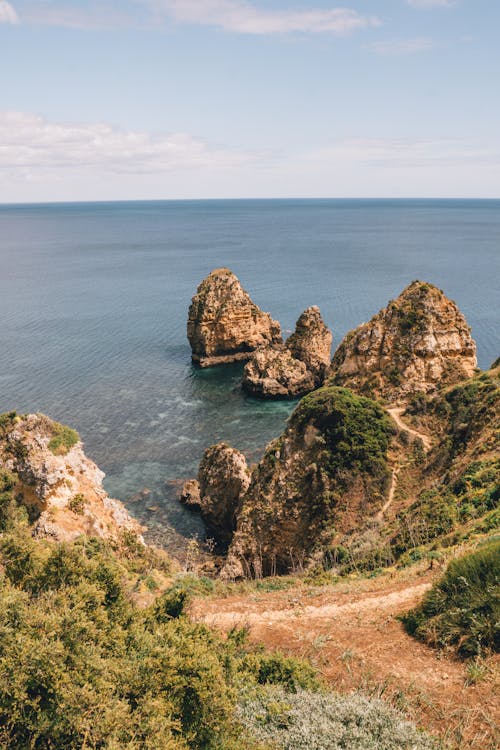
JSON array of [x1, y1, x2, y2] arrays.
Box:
[[387, 407, 433, 451], [193, 574, 499, 749]]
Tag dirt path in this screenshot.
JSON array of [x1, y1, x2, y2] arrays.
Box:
[[192, 573, 499, 749], [387, 407, 433, 451], [377, 464, 400, 520]]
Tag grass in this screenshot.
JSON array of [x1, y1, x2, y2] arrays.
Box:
[[402, 539, 500, 657], [48, 421, 80, 455]]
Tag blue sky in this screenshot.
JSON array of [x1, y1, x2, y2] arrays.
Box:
[[1, 0, 499, 201]]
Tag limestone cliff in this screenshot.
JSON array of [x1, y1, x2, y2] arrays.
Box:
[[0, 412, 143, 543], [329, 281, 477, 403], [187, 268, 282, 367], [221, 387, 394, 578], [181, 443, 250, 547], [242, 306, 332, 399]]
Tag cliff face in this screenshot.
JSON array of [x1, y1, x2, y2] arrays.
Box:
[[330, 281, 477, 403], [0, 413, 143, 543], [242, 306, 332, 399], [222, 387, 393, 578], [181, 442, 250, 548], [187, 268, 282, 367]]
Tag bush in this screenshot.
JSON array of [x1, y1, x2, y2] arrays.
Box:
[[237, 686, 436, 750], [48, 422, 80, 455], [68, 493, 86, 515], [402, 539, 500, 657], [292, 386, 392, 484]]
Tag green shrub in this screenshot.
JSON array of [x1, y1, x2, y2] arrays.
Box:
[[239, 652, 320, 693], [154, 586, 191, 621], [292, 387, 392, 484], [68, 493, 86, 515], [402, 540, 500, 657], [48, 422, 80, 455]]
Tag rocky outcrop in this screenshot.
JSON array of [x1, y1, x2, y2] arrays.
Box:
[[330, 281, 477, 403], [242, 345, 316, 399], [221, 386, 393, 578], [286, 306, 332, 383], [242, 307, 332, 399], [187, 268, 282, 367], [181, 443, 250, 548], [0, 412, 143, 543]]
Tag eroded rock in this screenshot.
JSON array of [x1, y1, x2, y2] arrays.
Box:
[[181, 442, 250, 547], [242, 345, 316, 399], [242, 306, 332, 399], [221, 386, 393, 579], [0, 413, 143, 543], [330, 281, 477, 403], [286, 306, 332, 384], [187, 268, 282, 367]]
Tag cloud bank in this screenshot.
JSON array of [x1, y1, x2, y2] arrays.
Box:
[[406, 0, 454, 8], [151, 0, 381, 35], [0, 111, 260, 176], [2, 112, 498, 202], [0, 1, 18, 23]]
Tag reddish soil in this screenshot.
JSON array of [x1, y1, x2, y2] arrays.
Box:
[[191, 570, 499, 749]]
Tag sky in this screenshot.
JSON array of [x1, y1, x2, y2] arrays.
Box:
[[1, 0, 499, 201]]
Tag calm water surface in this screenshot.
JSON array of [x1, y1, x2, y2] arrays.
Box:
[[1, 199, 498, 548]]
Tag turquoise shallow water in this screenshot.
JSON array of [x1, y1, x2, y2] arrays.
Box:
[[0, 199, 499, 549]]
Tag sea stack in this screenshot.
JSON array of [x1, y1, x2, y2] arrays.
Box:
[[329, 281, 477, 403], [242, 306, 332, 399], [187, 268, 282, 367]]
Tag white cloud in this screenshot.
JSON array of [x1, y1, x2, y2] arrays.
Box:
[[14, 2, 137, 29], [1, 113, 498, 201], [0, 111, 261, 178], [0, 1, 18, 24], [149, 0, 381, 35], [369, 37, 435, 54], [406, 0, 454, 8]]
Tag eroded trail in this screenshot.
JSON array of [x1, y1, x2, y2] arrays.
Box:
[[387, 407, 433, 451], [192, 573, 499, 749]]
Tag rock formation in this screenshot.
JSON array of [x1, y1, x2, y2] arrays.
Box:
[[0, 412, 143, 543], [286, 306, 332, 383], [242, 306, 332, 399], [242, 345, 316, 399], [187, 268, 282, 367], [330, 281, 477, 403], [221, 386, 393, 578], [181, 442, 250, 547]]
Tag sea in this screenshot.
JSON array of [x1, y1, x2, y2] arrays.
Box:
[[1, 199, 499, 550]]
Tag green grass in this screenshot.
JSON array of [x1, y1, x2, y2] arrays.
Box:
[[47, 422, 80, 455], [402, 539, 500, 657]]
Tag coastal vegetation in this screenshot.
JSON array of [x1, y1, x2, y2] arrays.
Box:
[[0, 475, 435, 750], [402, 540, 500, 657], [47, 420, 80, 455]]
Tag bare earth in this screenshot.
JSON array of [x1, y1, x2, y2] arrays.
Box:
[[192, 569, 499, 750]]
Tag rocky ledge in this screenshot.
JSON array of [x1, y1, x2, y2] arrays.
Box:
[[330, 281, 477, 403], [0, 412, 143, 543], [187, 268, 282, 367], [242, 306, 332, 399]]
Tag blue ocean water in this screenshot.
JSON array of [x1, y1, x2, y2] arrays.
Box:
[[0, 199, 499, 549]]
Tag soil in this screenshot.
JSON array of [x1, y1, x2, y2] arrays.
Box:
[[191, 568, 499, 750]]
